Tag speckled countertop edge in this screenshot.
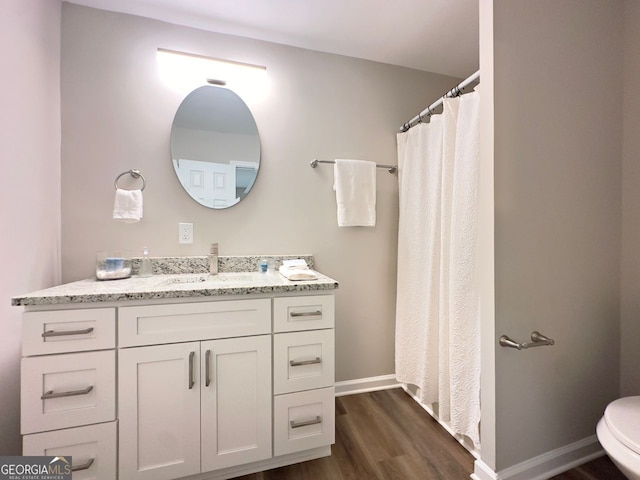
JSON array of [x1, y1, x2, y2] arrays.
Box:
[[12, 256, 338, 306]]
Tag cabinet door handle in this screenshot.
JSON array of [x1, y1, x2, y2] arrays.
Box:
[[42, 327, 94, 338], [290, 357, 321, 367], [72, 458, 95, 471], [290, 416, 322, 429], [289, 310, 322, 318], [205, 350, 211, 387], [188, 351, 195, 390], [41, 385, 94, 400]]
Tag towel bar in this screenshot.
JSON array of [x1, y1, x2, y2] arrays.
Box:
[[499, 331, 555, 350], [310, 159, 397, 174], [114, 169, 146, 191]]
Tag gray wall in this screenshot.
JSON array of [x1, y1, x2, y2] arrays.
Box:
[[621, 0, 640, 397], [491, 0, 622, 470], [0, 0, 61, 455], [60, 4, 459, 383]]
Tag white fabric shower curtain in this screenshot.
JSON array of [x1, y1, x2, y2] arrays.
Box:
[[395, 90, 481, 447]]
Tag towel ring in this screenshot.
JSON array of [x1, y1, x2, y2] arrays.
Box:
[[114, 169, 146, 191]]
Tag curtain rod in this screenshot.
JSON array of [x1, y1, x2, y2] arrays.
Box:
[[400, 70, 480, 132]]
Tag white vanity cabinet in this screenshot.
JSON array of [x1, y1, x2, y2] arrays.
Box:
[[20, 308, 118, 480], [18, 283, 336, 480], [117, 299, 273, 480], [272, 296, 336, 456]]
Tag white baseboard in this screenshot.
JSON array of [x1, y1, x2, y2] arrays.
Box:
[[471, 436, 604, 480], [472, 459, 499, 480], [335, 374, 400, 396]]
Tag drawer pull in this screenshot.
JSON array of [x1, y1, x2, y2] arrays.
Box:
[[205, 349, 211, 387], [41, 385, 94, 400], [72, 458, 95, 472], [188, 351, 195, 390], [290, 310, 322, 318], [290, 357, 322, 367], [42, 327, 94, 338], [290, 416, 322, 429]]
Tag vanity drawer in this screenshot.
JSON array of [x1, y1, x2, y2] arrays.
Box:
[[21, 350, 116, 434], [23, 421, 117, 480], [118, 299, 271, 347], [274, 387, 335, 456], [22, 308, 115, 356], [273, 295, 334, 333], [274, 330, 335, 395]]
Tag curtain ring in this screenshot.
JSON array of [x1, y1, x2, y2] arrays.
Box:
[[418, 112, 423, 124]]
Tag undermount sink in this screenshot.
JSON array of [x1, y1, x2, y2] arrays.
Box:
[[163, 274, 210, 284], [160, 272, 259, 286]]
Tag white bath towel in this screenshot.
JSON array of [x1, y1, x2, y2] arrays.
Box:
[[278, 265, 318, 281], [113, 189, 143, 223], [333, 159, 376, 227]]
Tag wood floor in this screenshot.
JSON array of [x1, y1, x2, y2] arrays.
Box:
[[236, 388, 626, 480]]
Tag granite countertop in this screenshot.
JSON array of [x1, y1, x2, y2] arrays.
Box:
[[12, 255, 339, 306]]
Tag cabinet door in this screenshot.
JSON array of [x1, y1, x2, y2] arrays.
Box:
[[119, 343, 200, 480], [201, 335, 272, 472]]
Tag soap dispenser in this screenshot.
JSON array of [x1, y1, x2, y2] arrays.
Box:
[[139, 246, 153, 278]]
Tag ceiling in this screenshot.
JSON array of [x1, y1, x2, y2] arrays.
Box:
[[64, 0, 479, 78]]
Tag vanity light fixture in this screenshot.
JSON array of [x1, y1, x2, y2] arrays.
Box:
[[157, 48, 268, 101]]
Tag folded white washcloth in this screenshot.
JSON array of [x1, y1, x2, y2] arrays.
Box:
[[333, 159, 376, 227], [113, 189, 143, 223], [279, 265, 318, 281]]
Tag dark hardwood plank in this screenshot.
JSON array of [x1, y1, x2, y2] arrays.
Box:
[[551, 454, 627, 480], [236, 389, 626, 480], [235, 388, 473, 480]]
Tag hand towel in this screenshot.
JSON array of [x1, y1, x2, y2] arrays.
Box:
[[281, 259, 309, 270], [278, 265, 318, 281], [333, 159, 376, 227], [113, 189, 143, 223]]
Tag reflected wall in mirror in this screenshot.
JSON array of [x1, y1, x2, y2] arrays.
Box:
[[171, 86, 260, 209]]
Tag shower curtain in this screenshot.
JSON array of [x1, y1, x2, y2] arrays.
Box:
[[395, 89, 481, 447]]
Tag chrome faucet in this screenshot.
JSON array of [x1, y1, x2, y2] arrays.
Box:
[[209, 243, 218, 275]]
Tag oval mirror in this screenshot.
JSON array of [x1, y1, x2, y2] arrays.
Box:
[[171, 86, 260, 209]]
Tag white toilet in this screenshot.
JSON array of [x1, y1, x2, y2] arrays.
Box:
[[597, 396, 640, 480]]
